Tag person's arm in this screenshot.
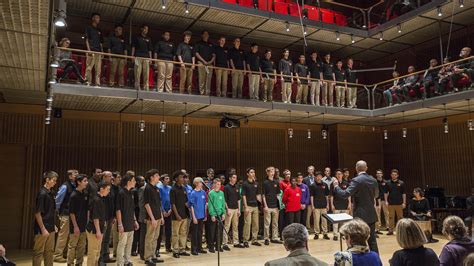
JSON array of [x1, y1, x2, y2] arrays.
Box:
[[402, 183, 407, 208], [93, 218, 102, 240], [230, 57, 236, 70], [384, 191, 389, 205], [144, 203, 156, 225], [70, 212, 80, 236], [116, 208, 124, 233], [85, 28, 91, 51], [282, 189, 288, 205], [34, 211, 48, 236], [195, 45, 206, 64], [209, 51, 216, 65], [425, 199, 432, 217], [55, 184, 67, 210], [334, 179, 360, 199], [170, 189, 182, 221], [262, 184, 268, 210], [310, 195, 314, 209]]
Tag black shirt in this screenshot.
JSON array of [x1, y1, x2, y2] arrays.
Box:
[[116, 188, 135, 232], [308, 59, 322, 79], [260, 59, 275, 77], [389, 246, 440, 266], [87, 178, 99, 206], [111, 184, 120, 216], [154, 40, 175, 61], [132, 34, 152, 58], [34, 187, 56, 234], [176, 42, 193, 64], [224, 183, 240, 210], [279, 59, 293, 82], [246, 52, 260, 72], [104, 190, 115, 220], [85, 25, 103, 52], [194, 40, 214, 62], [385, 179, 406, 205], [214, 45, 228, 68], [228, 47, 245, 70], [331, 180, 350, 210], [377, 179, 388, 203], [69, 189, 88, 233], [294, 63, 309, 84], [334, 67, 346, 82], [321, 61, 334, 80], [310, 182, 330, 208], [345, 67, 357, 83], [263, 179, 281, 209], [408, 198, 431, 214], [242, 180, 260, 207], [143, 183, 162, 220], [170, 184, 189, 219], [86, 195, 107, 234], [107, 34, 126, 55]]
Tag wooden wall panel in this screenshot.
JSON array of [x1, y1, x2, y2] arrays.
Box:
[[288, 129, 330, 174], [0, 113, 43, 144]]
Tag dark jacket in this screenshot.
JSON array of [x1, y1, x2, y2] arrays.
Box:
[[439, 238, 474, 266]]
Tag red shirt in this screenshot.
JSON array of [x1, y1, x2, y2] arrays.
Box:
[[283, 186, 302, 212], [280, 180, 291, 192]]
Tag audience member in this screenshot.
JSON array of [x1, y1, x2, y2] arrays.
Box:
[[0, 244, 15, 266], [440, 215, 474, 266], [56, 38, 87, 84]]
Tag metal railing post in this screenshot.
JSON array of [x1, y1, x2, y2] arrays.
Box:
[[372, 84, 378, 110]]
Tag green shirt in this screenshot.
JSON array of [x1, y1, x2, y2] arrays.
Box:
[[278, 190, 285, 210], [208, 190, 226, 217]]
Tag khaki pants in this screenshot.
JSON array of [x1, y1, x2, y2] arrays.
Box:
[[33, 232, 55, 266], [262, 78, 274, 102], [243, 206, 259, 242], [198, 63, 212, 95], [296, 84, 309, 104], [332, 210, 348, 237], [112, 221, 119, 257], [313, 208, 328, 234], [109, 57, 126, 86], [86, 231, 102, 266], [310, 81, 321, 105], [335, 85, 346, 107], [67, 232, 87, 264], [172, 219, 188, 253], [117, 231, 133, 265], [379, 201, 390, 230], [263, 208, 279, 241], [388, 204, 404, 231], [281, 82, 292, 103], [321, 81, 334, 106], [144, 219, 161, 260], [223, 209, 240, 245], [248, 74, 260, 100], [157, 62, 174, 92], [306, 205, 313, 230], [179, 66, 193, 94], [54, 215, 69, 260], [231, 70, 244, 98], [134, 58, 150, 90], [85, 53, 102, 85], [348, 87, 357, 107], [215, 69, 229, 97]]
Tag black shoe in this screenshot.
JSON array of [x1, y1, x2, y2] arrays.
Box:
[[223, 245, 231, 251], [208, 247, 215, 253], [145, 260, 156, 266], [152, 258, 164, 263], [140, 256, 145, 261], [131, 251, 138, 256], [252, 241, 261, 246], [172, 253, 180, 258], [166, 249, 172, 253], [270, 239, 283, 244], [387, 231, 394, 235], [233, 243, 245, 248], [375, 230, 383, 235], [323, 234, 330, 240], [333, 236, 338, 241], [191, 251, 199, 256], [314, 234, 319, 240], [198, 250, 207, 254], [218, 247, 224, 252], [103, 257, 116, 263], [264, 239, 270, 246], [179, 252, 190, 256], [376, 235, 380, 238], [243, 242, 249, 248], [185, 246, 190, 251], [429, 238, 439, 243]]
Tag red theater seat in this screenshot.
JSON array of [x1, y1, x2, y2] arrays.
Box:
[[222, 0, 237, 4], [239, 0, 254, 8], [274, 2, 289, 15], [258, 0, 272, 11], [320, 8, 335, 24], [305, 5, 319, 21], [334, 12, 347, 26], [456, 76, 472, 88], [288, 2, 302, 17]]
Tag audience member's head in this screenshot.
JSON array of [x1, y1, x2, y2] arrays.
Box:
[[442, 215, 468, 240], [396, 218, 427, 249], [281, 223, 309, 252], [463, 253, 474, 266], [355, 160, 368, 173], [339, 218, 370, 248]]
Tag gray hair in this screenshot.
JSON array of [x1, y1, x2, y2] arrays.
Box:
[[355, 160, 368, 173], [282, 223, 309, 250]]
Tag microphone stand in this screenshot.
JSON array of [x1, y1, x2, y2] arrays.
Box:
[[208, 194, 230, 266]]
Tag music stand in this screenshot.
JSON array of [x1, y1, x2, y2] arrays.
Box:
[[323, 213, 353, 251]]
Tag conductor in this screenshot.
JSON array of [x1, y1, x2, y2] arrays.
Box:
[[332, 160, 379, 253]]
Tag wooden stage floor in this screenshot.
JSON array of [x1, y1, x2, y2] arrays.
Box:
[[8, 233, 447, 265]]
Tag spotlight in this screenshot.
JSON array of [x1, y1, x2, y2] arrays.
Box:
[[161, 0, 166, 9], [183, 122, 189, 134], [185, 2, 189, 14], [54, 16, 66, 27], [402, 128, 407, 138], [46, 105, 52, 111], [303, 25, 307, 35], [350, 34, 355, 44], [45, 116, 51, 121], [45, 119, 51, 125], [139, 120, 145, 132], [336, 31, 340, 41], [285, 21, 290, 32], [49, 78, 57, 84], [288, 128, 293, 139], [160, 121, 167, 133], [46, 96, 53, 102], [379, 32, 383, 41], [459, 0, 464, 8], [443, 118, 448, 133], [397, 24, 402, 33], [50, 59, 59, 68], [362, 24, 367, 29], [307, 129, 311, 139], [468, 119, 473, 131], [321, 129, 327, 140], [437, 6, 442, 17], [383, 129, 388, 140]]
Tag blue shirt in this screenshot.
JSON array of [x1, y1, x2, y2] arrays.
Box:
[[298, 183, 310, 205], [188, 189, 207, 220], [349, 251, 382, 266], [55, 181, 76, 210], [157, 184, 172, 211], [185, 184, 193, 198]]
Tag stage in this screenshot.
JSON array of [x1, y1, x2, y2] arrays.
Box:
[[7, 233, 447, 265]]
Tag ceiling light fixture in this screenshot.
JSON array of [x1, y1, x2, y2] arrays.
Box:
[[321, 112, 327, 140], [467, 99, 473, 131], [54, 0, 67, 27], [350, 34, 355, 44], [303, 25, 307, 35], [397, 24, 402, 33], [437, 6, 443, 17], [306, 112, 311, 139], [285, 21, 290, 32], [183, 102, 189, 134], [402, 111, 407, 138], [459, 0, 464, 8], [161, 0, 166, 9], [185, 2, 190, 14], [160, 101, 166, 133], [379, 31, 384, 41], [443, 103, 448, 133], [288, 110, 293, 139], [336, 31, 340, 41]]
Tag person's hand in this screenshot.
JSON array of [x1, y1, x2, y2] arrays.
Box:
[[151, 219, 158, 228], [326, 205, 330, 211], [333, 179, 339, 187], [244, 208, 250, 216], [118, 224, 124, 234], [96, 232, 103, 241], [193, 217, 198, 224], [221, 215, 225, 221], [263, 206, 269, 212], [55, 225, 58, 233], [203, 216, 207, 222], [74, 226, 80, 236], [274, 78, 277, 83], [297, 79, 301, 85], [160, 219, 164, 225], [331, 205, 336, 211], [384, 201, 389, 206], [211, 216, 217, 222], [41, 227, 50, 237], [237, 211, 241, 217], [402, 203, 406, 209], [134, 221, 139, 230], [181, 63, 185, 68]]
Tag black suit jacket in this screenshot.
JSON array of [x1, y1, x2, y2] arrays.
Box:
[[334, 172, 378, 224]]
